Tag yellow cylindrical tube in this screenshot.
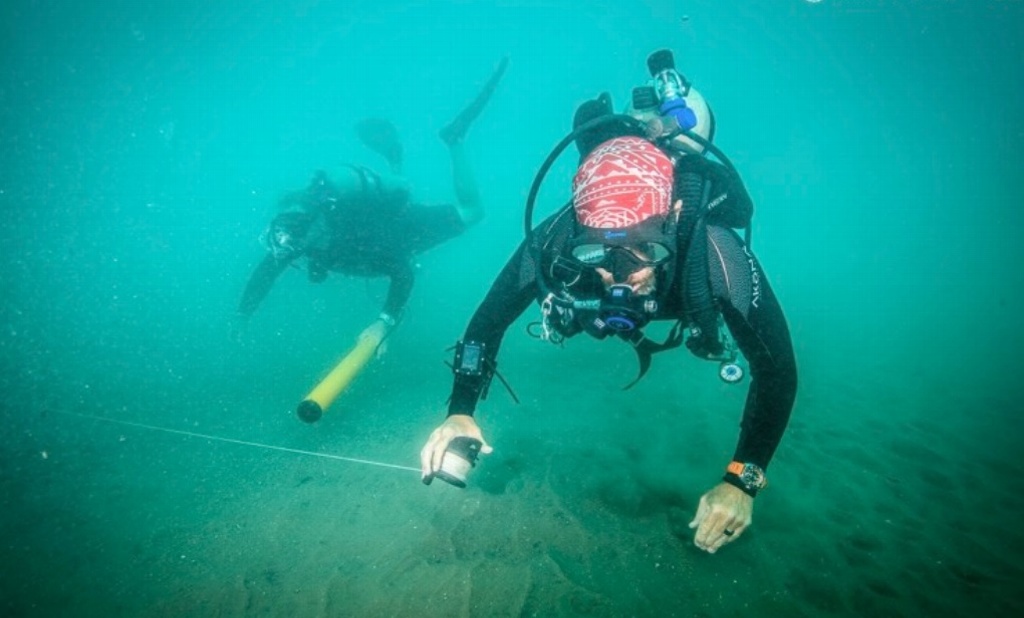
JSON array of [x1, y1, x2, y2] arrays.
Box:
[[296, 330, 382, 423]]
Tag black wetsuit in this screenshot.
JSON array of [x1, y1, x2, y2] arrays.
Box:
[[238, 170, 464, 321], [448, 162, 797, 473]]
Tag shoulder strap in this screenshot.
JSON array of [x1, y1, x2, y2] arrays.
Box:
[[680, 182, 726, 360]]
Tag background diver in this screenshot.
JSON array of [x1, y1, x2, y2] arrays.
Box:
[[233, 58, 509, 352]]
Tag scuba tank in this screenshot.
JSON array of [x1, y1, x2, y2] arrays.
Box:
[[647, 50, 744, 384], [629, 50, 742, 382], [648, 48, 698, 131], [626, 49, 716, 156]]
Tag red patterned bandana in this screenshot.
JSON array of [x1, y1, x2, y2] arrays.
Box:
[[572, 136, 674, 229]]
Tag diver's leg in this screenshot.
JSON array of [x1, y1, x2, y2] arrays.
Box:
[[448, 141, 483, 226], [441, 59, 507, 226], [440, 57, 509, 146], [355, 118, 403, 175]]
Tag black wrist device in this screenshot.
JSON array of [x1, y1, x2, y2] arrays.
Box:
[[452, 339, 497, 403], [454, 340, 487, 377]]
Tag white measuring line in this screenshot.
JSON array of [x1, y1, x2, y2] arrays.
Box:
[[55, 410, 421, 474]]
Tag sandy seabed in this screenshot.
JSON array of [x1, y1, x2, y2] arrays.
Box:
[[3, 348, 1022, 618]]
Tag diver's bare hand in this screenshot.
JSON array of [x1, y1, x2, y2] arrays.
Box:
[[688, 482, 753, 554], [419, 414, 492, 483], [357, 319, 390, 358]]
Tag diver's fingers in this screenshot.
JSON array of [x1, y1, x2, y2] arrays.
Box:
[[429, 431, 453, 475], [420, 429, 449, 478], [419, 438, 433, 478], [694, 509, 730, 552], [706, 519, 747, 553], [689, 495, 710, 529]]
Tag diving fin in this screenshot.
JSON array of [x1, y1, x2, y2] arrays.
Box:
[[619, 323, 686, 390], [572, 93, 613, 160], [440, 56, 510, 146], [572, 92, 638, 161], [623, 345, 654, 390], [355, 118, 403, 174]]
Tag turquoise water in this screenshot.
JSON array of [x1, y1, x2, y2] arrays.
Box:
[[2, 1, 1022, 616]]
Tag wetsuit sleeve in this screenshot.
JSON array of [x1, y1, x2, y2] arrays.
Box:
[[448, 241, 538, 416], [707, 228, 797, 472], [237, 254, 291, 317], [383, 261, 416, 320]]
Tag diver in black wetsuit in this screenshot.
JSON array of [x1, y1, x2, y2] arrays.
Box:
[[419, 50, 797, 556], [233, 58, 509, 344]]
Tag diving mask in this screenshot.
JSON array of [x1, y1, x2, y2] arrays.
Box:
[[262, 211, 312, 260], [567, 214, 677, 281], [263, 224, 303, 260], [561, 216, 677, 335], [569, 241, 672, 281]]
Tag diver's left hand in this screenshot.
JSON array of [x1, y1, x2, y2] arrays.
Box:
[[688, 482, 753, 554], [357, 320, 390, 358]]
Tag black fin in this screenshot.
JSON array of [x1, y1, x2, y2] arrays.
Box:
[[572, 92, 634, 160], [440, 56, 510, 146], [355, 118, 403, 174], [620, 323, 686, 389], [623, 345, 653, 390]]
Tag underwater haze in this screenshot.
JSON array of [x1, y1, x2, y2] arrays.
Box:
[[2, 0, 1023, 616]]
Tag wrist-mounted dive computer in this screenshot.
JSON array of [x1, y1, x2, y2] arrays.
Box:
[[453, 340, 487, 376], [451, 340, 497, 402]]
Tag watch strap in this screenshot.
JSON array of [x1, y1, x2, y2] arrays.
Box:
[[723, 460, 767, 498]]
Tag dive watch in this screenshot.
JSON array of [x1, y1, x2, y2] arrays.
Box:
[[724, 461, 768, 497]]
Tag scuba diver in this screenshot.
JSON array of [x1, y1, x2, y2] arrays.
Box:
[[419, 50, 797, 555], [233, 57, 509, 347]]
